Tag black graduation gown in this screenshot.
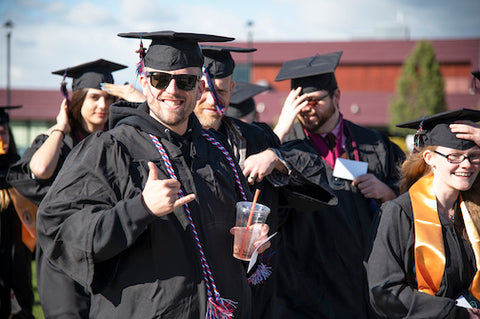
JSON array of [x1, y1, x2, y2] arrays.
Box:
[[7, 133, 76, 206], [36, 102, 254, 319], [7, 133, 91, 318], [0, 153, 34, 319], [272, 121, 405, 319], [366, 192, 475, 319], [217, 117, 338, 319]]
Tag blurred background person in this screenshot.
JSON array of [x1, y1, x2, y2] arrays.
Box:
[[0, 105, 35, 319], [225, 81, 270, 123]]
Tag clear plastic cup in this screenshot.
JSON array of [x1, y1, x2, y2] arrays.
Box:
[[233, 201, 270, 261]]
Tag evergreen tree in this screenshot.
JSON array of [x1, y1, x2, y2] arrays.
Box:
[[389, 41, 446, 135]]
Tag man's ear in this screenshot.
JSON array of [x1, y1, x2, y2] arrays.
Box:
[[332, 88, 341, 107], [196, 79, 205, 101], [139, 74, 149, 96]]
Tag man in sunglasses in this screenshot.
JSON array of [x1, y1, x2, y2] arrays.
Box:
[[36, 31, 274, 319], [270, 51, 406, 318]]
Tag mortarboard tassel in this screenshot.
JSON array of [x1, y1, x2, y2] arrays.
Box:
[[60, 70, 69, 107], [202, 66, 226, 116], [413, 116, 427, 153], [135, 36, 146, 76]]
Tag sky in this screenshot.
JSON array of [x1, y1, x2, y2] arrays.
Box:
[[1, 0, 480, 91]]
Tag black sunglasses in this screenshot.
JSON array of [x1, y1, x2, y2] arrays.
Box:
[[146, 72, 199, 91]]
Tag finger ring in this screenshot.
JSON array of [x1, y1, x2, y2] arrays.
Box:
[[248, 175, 255, 180]]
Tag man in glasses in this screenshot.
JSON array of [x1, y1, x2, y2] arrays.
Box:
[[36, 31, 272, 318], [271, 51, 406, 318]]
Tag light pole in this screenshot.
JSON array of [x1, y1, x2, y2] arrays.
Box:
[[246, 20, 254, 82], [4, 20, 13, 106]]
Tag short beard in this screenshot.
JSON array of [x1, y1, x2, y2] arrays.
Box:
[[299, 99, 337, 133], [194, 107, 222, 129]]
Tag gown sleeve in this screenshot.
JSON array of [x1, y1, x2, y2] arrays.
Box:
[[379, 134, 406, 195], [36, 133, 157, 289], [7, 134, 74, 206], [366, 199, 469, 319]]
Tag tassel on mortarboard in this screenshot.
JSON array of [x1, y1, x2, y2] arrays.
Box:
[[413, 116, 427, 153], [60, 70, 70, 107], [135, 36, 146, 76]]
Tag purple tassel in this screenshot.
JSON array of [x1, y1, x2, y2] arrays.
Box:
[[135, 40, 146, 76], [248, 263, 272, 285], [206, 296, 237, 319]]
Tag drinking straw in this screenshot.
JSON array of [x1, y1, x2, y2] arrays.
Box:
[[239, 188, 261, 258]]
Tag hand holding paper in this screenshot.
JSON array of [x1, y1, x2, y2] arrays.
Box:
[[333, 158, 368, 180]]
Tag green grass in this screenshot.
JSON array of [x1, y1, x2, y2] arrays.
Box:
[[31, 261, 45, 319]]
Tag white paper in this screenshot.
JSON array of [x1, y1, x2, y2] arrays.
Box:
[[247, 232, 277, 272], [332, 158, 368, 181], [456, 295, 473, 308]]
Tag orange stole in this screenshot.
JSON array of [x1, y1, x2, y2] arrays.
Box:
[[411, 174, 445, 295], [460, 197, 480, 300], [411, 175, 480, 299], [8, 187, 37, 252]]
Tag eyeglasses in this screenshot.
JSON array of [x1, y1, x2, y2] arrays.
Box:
[[306, 93, 330, 106], [434, 150, 480, 164], [146, 72, 199, 91]]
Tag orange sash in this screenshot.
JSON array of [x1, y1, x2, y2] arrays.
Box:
[[460, 197, 480, 300], [411, 174, 480, 299], [411, 174, 445, 295], [8, 187, 37, 252]]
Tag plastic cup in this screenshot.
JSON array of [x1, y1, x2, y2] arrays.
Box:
[[233, 201, 270, 261]]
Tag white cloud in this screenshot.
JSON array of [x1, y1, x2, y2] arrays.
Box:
[[0, 0, 479, 89]]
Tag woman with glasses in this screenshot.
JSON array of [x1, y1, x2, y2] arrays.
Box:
[[366, 108, 480, 319]]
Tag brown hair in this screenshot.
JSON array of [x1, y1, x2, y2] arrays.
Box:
[[399, 146, 436, 193], [462, 177, 480, 235], [67, 88, 89, 137]]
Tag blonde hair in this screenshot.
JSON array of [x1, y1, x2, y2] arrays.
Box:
[[462, 177, 480, 235], [0, 188, 11, 211], [401, 145, 480, 234], [399, 146, 436, 193]]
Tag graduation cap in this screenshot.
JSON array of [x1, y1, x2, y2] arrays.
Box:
[[0, 105, 22, 125], [396, 108, 480, 150], [118, 31, 234, 71], [226, 82, 269, 118], [52, 59, 127, 91], [201, 45, 256, 78], [473, 71, 480, 81], [275, 51, 343, 94]]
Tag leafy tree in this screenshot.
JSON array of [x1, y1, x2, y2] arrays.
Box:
[[389, 41, 446, 136]]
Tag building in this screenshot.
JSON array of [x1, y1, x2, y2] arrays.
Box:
[[1, 38, 479, 152]]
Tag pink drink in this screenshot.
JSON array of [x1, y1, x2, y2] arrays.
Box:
[[233, 224, 262, 261]]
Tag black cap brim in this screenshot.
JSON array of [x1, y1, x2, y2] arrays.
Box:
[[201, 45, 256, 78], [118, 31, 234, 71], [0, 105, 22, 124], [397, 108, 480, 150], [52, 59, 127, 91]]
